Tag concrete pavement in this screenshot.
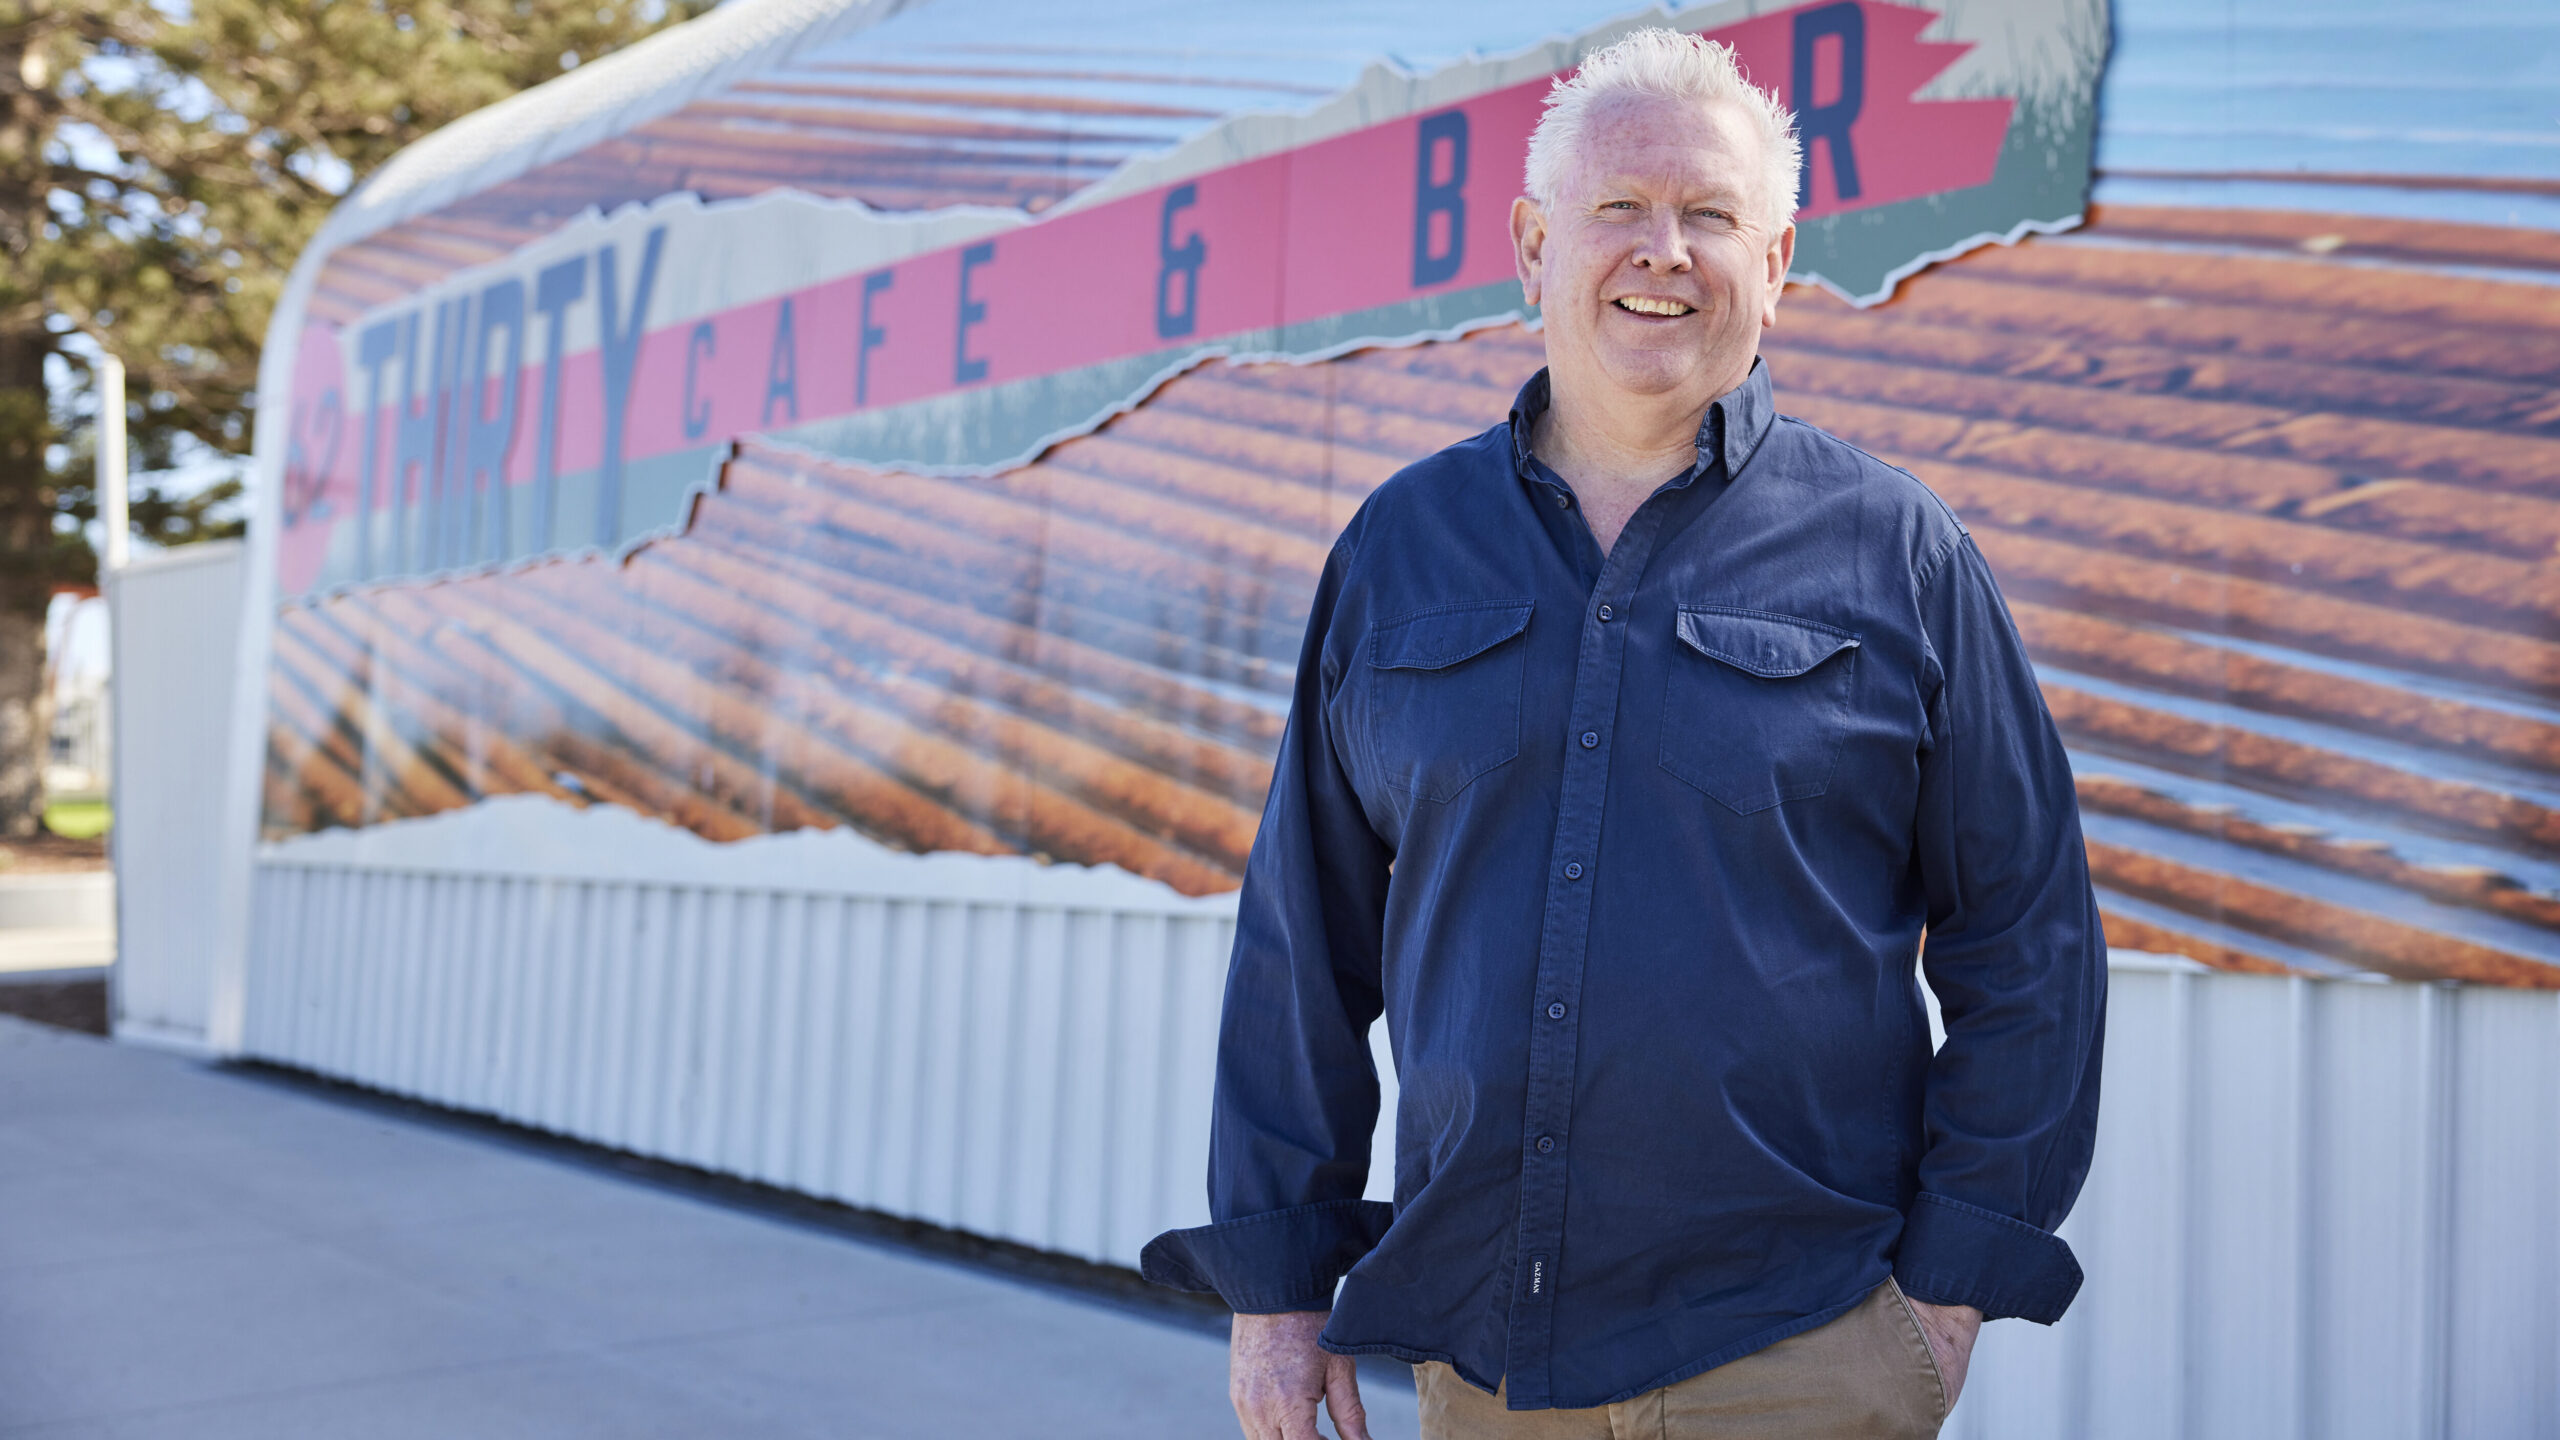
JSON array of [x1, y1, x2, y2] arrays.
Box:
[[0, 1017, 1419, 1438]]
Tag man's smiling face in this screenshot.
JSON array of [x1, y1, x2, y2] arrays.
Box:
[[1514, 91, 1794, 410]]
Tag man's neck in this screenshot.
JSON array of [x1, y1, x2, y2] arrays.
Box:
[[1531, 363, 1742, 555]]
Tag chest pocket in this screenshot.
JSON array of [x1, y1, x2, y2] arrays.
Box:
[[1659, 606, 1860, 815], [1366, 599, 1534, 803]]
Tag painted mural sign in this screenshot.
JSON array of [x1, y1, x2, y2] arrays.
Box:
[[260, 0, 2560, 988], [275, 0, 2103, 599]]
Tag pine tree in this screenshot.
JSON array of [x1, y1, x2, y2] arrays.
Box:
[[1, 0, 698, 836]]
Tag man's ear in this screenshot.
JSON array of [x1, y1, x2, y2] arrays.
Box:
[[1511, 196, 1548, 307], [1761, 223, 1796, 328]]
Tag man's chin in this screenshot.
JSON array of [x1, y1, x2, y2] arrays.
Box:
[[1587, 352, 1731, 402]]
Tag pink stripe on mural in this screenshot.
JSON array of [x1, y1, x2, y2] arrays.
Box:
[[281, 0, 2011, 593]]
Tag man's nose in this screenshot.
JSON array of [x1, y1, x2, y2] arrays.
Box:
[[1632, 214, 1692, 271]]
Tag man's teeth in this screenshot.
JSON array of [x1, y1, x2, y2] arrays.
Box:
[[1616, 297, 1693, 316]]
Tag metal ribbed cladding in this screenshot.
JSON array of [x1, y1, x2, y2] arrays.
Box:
[[271, 207, 2560, 985], [299, 56, 1319, 327]]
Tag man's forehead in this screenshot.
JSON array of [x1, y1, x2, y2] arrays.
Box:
[[1567, 94, 1760, 190], [1583, 91, 1755, 143]]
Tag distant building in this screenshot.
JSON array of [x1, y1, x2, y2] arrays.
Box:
[[47, 670, 108, 800]]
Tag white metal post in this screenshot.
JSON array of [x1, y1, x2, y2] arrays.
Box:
[[96, 350, 128, 1038], [96, 353, 129, 571]]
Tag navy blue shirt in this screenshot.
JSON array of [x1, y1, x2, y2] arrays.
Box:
[[1141, 362, 2105, 1411]]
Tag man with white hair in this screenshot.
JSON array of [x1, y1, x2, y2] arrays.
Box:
[[1143, 28, 2104, 1440]]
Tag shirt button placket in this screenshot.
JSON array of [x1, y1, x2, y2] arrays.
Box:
[[1507, 514, 1662, 1408]]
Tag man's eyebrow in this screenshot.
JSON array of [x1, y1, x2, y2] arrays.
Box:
[[1682, 184, 1752, 207], [1585, 175, 1751, 201]]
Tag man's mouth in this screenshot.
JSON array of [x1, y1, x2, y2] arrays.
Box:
[[1613, 296, 1694, 317]]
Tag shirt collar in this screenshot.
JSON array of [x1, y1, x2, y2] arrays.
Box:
[[1507, 357, 1776, 493]]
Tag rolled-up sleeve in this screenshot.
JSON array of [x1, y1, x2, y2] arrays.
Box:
[[1140, 538, 1395, 1313], [1896, 536, 2107, 1325]]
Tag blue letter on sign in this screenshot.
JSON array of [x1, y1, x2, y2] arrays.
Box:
[[683, 321, 716, 439], [467, 277, 526, 561], [1156, 183, 1206, 339], [762, 296, 800, 425], [530, 254, 587, 554], [355, 317, 403, 579], [857, 270, 892, 406], [595, 226, 667, 548], [955, 242, 994, 385], [1792, 2, 1865, 208], [1411, 110, 1469, 288]]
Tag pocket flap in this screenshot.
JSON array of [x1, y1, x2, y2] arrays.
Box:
[[1370, 600, 1535, 671], [1674, 607, 1859, 678]]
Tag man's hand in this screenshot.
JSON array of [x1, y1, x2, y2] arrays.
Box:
[[1230, 1310, 1372, 1440], [1903, 1297, 1982, 1410]]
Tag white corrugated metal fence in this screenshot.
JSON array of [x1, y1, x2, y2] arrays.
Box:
[[240, 857, 2556, 1438]]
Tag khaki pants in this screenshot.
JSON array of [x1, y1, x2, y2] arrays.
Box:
[[1414, 1279, 1947, 1440]]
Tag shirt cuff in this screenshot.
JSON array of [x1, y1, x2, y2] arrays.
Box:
[[1140, 1198, 1396, 1314], [1893, 1191, 2084, 1324]]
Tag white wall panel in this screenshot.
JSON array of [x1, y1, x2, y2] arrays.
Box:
[[245, 858, 2557, 1436], [106, 540, 246, 1045], [2445, 992, 2558, 1440], [1946, 961, 2560, 1440]]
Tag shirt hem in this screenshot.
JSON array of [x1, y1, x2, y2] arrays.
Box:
[[1316, 1339, 1492, 1394], [1314, 1284, 1880, 1413]]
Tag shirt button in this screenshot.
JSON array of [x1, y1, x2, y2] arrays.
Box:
[[1580, 730, 1598, 749], [1597, 604, 1614, 622], [1563, 861, 1584, 880], [1556, 493, 1572, 508], [1547, 1001, 1567, 1020], [1535, 1136, 1557, 1154]]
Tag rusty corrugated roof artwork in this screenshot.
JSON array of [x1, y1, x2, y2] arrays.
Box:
[[303, 50, 1330, 328], [267, 202, 2560, 988], [276, 0, 2117, 594]]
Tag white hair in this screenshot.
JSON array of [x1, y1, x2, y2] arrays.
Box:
[[1523, 27, 1803, 231]]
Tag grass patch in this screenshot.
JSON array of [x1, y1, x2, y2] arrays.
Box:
[[44, 801, 110, 840]]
